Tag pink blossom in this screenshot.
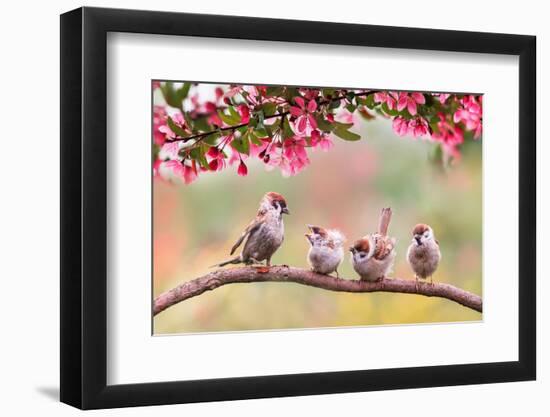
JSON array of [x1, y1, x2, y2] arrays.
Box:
[[238, 104, 250, 124], [237, 160, 248, 176], [241, 85, 265, 106], [159, 141, 181, 159], [392, 117, 410, 136], [215, 87, 224, 101], [311, 130, 333, 151], [279, 137, 310, 176], [250, 139, 270, 159], [157, 112, 186, 141], [397, 92, 425, 116], [290, 97, 318, 135], [153, 106, 168, 145], [204, 102, 217, 113], [159, 160, 198, 184], [227, 146, 244, 165], [431, 112, 464, 157], [453, 95, 482, 139], [190, 94, 200, 111], [206, 147, 226, 171], [299, 88, 320, 101], [392, 116, 429, 137], [224, 85, 243, 99], [153, 159, 162, 177], [438, 93, 451, 104], [152, 81, 161, 90], [335, 109, 355, 124], [408, 117, 429, 137], [374, 91, 399, 110]]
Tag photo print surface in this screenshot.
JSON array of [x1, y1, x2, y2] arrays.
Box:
[[152, 82, 483, 335]]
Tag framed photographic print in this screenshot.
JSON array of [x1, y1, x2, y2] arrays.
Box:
[[60, 6, 536, 409]]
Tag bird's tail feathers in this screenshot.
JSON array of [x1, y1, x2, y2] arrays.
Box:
[[378, 207, 393, 236], [211, 256, 242, 268]]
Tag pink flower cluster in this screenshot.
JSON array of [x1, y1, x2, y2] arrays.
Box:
[[389, 94, 482, 159], [454, 95, 482, 139], [153, 82, 482, 185], [392, 116, 429, 138], [374, 91, 425, 115]]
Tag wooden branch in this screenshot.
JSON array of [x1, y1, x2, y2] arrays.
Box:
[[153, 266, 482, 316]]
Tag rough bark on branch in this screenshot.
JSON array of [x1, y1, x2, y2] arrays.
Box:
[[153, 266, 482, 316]]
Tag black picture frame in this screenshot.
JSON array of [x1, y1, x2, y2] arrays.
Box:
[[60, 6, 536, 410]]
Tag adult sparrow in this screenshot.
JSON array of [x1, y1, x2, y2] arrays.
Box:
[[305, 225, 346, 277], [350, 207, 396, 282], [406, 223, 441, 287], [215, 192, 290, 267]]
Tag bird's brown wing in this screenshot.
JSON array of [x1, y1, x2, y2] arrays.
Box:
[[230, 211, 265, 255], [373, 235, 395, 260]]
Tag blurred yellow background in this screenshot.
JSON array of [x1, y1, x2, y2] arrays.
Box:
[[153, 115, 482, 334]]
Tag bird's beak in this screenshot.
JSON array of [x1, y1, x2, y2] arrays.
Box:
[[415, 235, 422, 245], [349, 247, 355, 253], [282, 207, 290, 215], [305, 233, 313, 244]]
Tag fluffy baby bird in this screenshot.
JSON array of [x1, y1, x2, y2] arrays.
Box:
[[305, 225, 346, 277], [350, 207, 396, 282], [406, 223, 441, 287], [215, 192, 290, 267]]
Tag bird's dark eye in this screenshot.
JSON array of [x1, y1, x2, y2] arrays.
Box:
[[360, 253, 366, 258]]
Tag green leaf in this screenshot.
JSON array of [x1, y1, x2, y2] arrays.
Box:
[[328, 99, 341, 110], [381, 102, 398, 116], [166, 116, 187, 137], [260, 102, 277, 117], [249, 131, 263, 146], [231, 132, 250, 155], [160, 82, 182, 109], [333, 126, 361, 141], [284, 87, 300, 102], [202, 131, 221, 146], [322, 88, 335, 98], [228, 105, 241, 121], [193, 117, 212, 131], [429, 122, 440, 135], [345, 103, 357, 113], [189, 145, 209, 169], [218, 108, 241, 126], [176, 82, 192, 102], [365, 94, 375, 109], [282, 116, 294, 139], [254, 127, 269, 138], [332, 121, 354, 130], [314, 114, 334, 132], [266, 86, 284, 97]]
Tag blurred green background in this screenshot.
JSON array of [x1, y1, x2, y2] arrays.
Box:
[[153, 113, 482, 334]]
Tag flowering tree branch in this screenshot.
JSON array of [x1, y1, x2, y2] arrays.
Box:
[[153, 83, 483, 184], [153, 266, 482, 316], [164, 90, 377, 145]]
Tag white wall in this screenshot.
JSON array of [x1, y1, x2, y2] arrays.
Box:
[[0, 0, 545, 415]]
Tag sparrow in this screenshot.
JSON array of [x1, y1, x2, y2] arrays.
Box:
[[406, 223, 441, 287], [214, 192, 290, 267], [305, 225, 346, 277], [350, 207, 396, 282]]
